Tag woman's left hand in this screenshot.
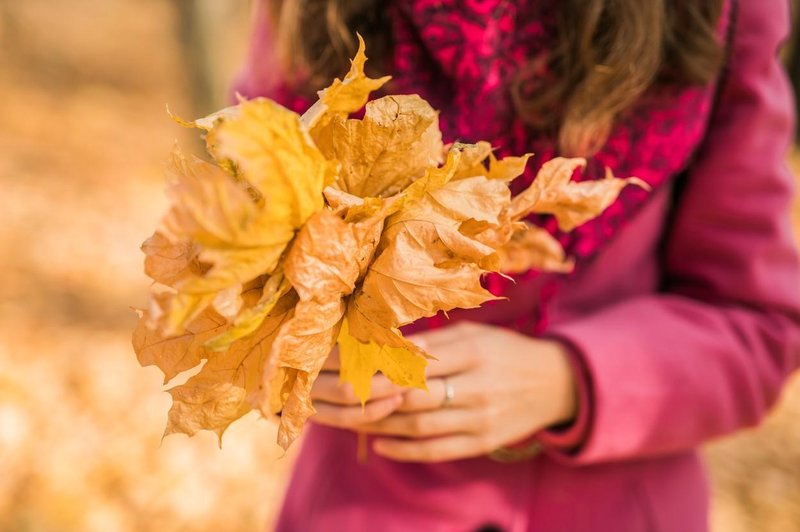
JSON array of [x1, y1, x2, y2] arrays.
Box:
[[361, 321, 579, 462]]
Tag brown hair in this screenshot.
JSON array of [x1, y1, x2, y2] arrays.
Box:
[[268, 0, 724, 156]]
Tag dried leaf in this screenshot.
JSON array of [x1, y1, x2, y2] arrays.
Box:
[[141, 231, 203, 288], [451, 141, 493, 180], [213, 98, 333, 225], [154, 96, 335, 333], [498, 222, 575, 274], [314, 95, 443, 198], [204, 272, 291, 351], [155, 148, 296, 332], [511, 158, 649, 231], [353, 230, 497, 330], [268, 298, 344, 449], [134, 285, 296, 445], [137, 40, 649, 450], [301, 34, 391, 134], [264, 203, 397, 448], [133, 299, 227, 385], [338, 317, 428, 405], [163, 292, 296, 445]]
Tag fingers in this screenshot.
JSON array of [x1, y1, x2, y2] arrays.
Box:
[[396, 374, 476, 412], [408, 323, 485, 378], [395, 378, 448, 412], [312, 395, 402, 429], [358, 408, 481, 438], [372, 434, 494, 462], [311, 372, 403, 405], [412, 321, 485, 349]]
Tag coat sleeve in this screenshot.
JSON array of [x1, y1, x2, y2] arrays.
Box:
[[536, 0, 800, 464]]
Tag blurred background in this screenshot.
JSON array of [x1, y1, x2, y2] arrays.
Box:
[[0, 1, 798, 531]]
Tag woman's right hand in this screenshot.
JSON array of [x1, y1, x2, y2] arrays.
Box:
[[309, 348, 405, 428]]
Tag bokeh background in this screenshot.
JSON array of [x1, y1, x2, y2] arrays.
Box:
[[0, 1, 798, 531]]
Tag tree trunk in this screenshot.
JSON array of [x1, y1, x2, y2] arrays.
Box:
[[171, 0, 251, 117]]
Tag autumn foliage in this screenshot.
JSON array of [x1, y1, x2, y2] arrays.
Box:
[[133, 37, 646, 450]]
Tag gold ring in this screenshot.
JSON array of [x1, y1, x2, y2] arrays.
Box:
[[441, 377, 455, 408]]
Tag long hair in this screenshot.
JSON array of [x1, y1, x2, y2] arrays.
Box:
[[268, 0, 724, 156]]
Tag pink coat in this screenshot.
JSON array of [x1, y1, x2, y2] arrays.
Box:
[[235, 1, 800, 530]]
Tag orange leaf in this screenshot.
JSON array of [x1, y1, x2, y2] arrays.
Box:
[[263, 202, 397, 448], [511, 158, 649, 231], [313, 95, 443, 198], [497, 222, 575, 274]]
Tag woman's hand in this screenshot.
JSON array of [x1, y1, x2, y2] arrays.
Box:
[[363, 322, 578, 462], [308, 347, 405, 428], [310, 321, 578, 463]]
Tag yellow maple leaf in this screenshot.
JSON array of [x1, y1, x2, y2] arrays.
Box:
[[301, 34, 391, 135], [133, 284, 298, 445], [313, 95, 444, 198], [151, 97, 334, 333], [337, 317, 428, 406], [151, 148, 294, 332], [213, 98, 335, 224], [137, 38, 651, 451]]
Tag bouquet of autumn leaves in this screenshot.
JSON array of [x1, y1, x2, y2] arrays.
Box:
[[133, 38, 645, 450]]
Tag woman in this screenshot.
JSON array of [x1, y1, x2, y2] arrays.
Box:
[[235, 1, 800, 530]]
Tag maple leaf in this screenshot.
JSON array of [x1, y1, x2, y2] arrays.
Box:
[[163, 292, 297, 445], [497, 222, 575, 274], [352, 229, 496, 329], [151, 97, 333, 333], [133, 294, 226, 384], [204, 271, 291, 351], [148, 149, 291, 332], [133, 284, 298, 445], [263, 202, 398, 449], [337, 317, 428, 405], [301, 34, 391, 135], [267, 298, 344, 449], [136, 39, 651, 450], [140, 232, 204, 288], [313, 95, 444, 198], [510, 158, 650, 231], [349, 146, 509, 327], [213, 98, 335, 224]]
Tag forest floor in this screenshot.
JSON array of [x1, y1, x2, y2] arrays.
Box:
[[0, 2, 798, 531]]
